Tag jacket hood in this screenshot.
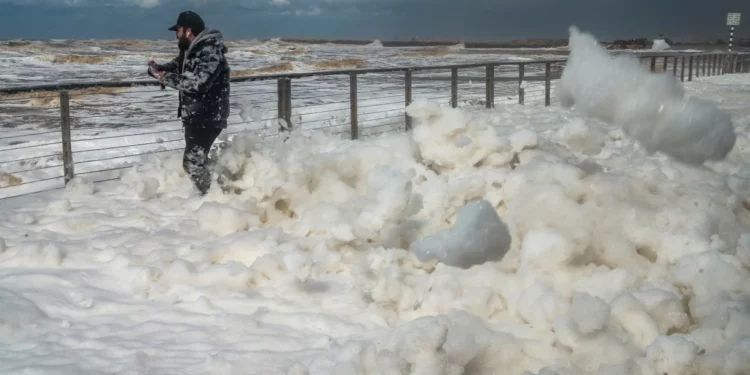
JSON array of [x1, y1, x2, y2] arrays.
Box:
[[188, 28, 228, 55], [179, 27, 228, 74]]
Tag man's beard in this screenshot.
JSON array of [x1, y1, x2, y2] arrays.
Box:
[[178, 36, 191, 51]]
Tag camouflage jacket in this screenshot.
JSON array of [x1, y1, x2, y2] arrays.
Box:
[[150, 28, 231, 128]]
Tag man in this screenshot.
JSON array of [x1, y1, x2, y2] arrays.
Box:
[[148, 10, 231, 195]]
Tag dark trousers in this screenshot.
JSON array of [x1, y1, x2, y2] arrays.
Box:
[[183, 125, 223, 194]]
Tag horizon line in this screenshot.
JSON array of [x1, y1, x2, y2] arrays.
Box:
[[0, 36, 743, 45]]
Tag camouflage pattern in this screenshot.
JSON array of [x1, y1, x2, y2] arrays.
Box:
[[152, 28, 231, 128]]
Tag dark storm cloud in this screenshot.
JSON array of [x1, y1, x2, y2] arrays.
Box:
[[0, 0, 748, 40]]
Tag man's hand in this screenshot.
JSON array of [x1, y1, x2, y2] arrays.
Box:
[[148, 61, 159, 77], [148, 60, 168, 90]]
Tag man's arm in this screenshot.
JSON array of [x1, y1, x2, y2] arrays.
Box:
[[147, 56, 181, 79], [162, 43, 223, 94], [157, 57, 181, 73]]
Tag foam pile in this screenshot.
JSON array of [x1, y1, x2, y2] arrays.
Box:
[[557, 26, 736, 164]]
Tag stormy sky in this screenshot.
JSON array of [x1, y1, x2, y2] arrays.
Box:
[[1, 0, 748, 41]]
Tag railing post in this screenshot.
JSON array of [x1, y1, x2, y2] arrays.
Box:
[[688, 56, 693, 81], [650, 56, 656, 72], [736, 54, 740, 73], [485, 64, 494, 108], [518, 63, 525, 105], [544, 62, 551, 106], [680, 57, 685, 82], [725, 54, 729, 74], [349, 72, 358, 140], [277, 78, 292, 131], [405, 69, 412, 131], [728, 55, 732, 74], [673, 56, 678, 76], [662, 56, 668, 72], [701, 55, 708, 77], [285, 80, 292, 127], [450, 67, 458, 108], [716, 54, 720, 75], [737, 55, 742, 73], [699, 55, 704, 77], [59, 90, 74, 184], [721, 54, 726, 75], [727, 54, 733, 74], [712, 54, 717, 75], [726, 54, 730, 74], [701, 55, 711, 77], [696, 55, 700, 76]]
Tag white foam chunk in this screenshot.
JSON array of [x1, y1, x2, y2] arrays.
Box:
[[556, 26, 736, 164], [0, 240, 64, 267], [64, 176, 95, 197], [520, 228, 586, 271], [406, 100, 510, 171], [0, 288, 48, 335], [195, 201, 262, 236], [556, 118, 605, 155], [646, 335, 699, 375], [652, 39, 670, 51], [569, 292, 611, 334], [509, 130, 538, 152], [133, 176, 160, 200], [410, 199, 511, 268], [736, 233, 750, 268]]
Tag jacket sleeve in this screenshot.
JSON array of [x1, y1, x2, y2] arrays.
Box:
[[162, 43, 223, 94], [147, 57, 180, 79], [158, 58, 180, 73]]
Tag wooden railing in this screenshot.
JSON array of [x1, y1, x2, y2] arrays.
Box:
[[0, 51, 748, 199]]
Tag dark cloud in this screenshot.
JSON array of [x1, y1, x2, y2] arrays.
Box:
[[1, 0, 749, 41]]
